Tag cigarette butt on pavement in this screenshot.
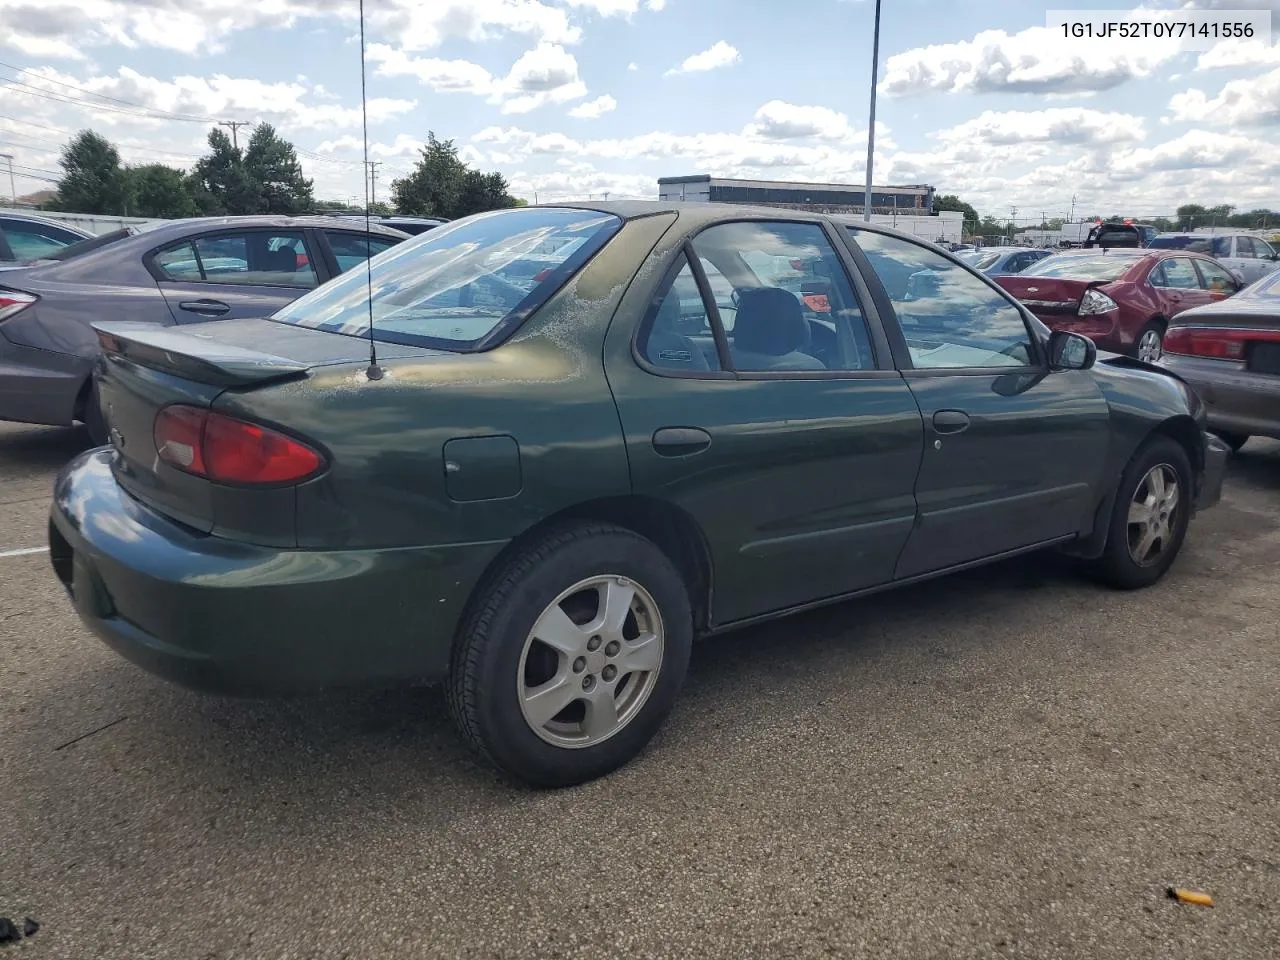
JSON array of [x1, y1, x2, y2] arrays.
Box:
[[1167, 887, 1214, 907]]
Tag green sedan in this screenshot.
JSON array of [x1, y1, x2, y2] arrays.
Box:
[[49, 201, 1228, 787]]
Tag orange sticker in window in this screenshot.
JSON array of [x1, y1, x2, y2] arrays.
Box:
[[801, 294, 831, 313]]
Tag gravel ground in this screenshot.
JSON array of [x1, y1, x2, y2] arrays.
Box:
[[1, 420, 1277, 960]]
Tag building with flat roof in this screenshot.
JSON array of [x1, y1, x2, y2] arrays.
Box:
[[657, 174, 936, 216]]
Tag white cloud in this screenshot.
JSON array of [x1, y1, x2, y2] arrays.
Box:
[[1168, 66, 1280, 125], [665, 40, 740, 76], [0, 0, 583, 60], [568, 94, 618, 118], [367, 40, 588, 114], [744, 101, 853, 140], [9, 65, 417, 131], [936, 108, 1147, 147], [627, 62, 639, 71], [560, 0, 666, 14], [881, 26, 1182, 96], [1196, 39, 1280, 70]]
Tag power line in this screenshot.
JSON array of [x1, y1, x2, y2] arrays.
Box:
[[0, 59, 217, 122]]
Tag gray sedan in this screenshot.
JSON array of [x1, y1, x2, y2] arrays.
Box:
[[1160, 269, 1280, 451], [956, 246, 1053, 276], [0, 215, 407, 440]]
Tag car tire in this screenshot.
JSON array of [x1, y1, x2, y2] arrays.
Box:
[[1214, 431, 1250, 454], [82, 381, 107, 446], [1132, 321, 1165, 363], [448, 522, 693, 788], [1088, 435, 1193, 590]]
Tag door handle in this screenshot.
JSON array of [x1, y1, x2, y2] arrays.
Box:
[[932, 410, 971, 435], [178, 299, 230, 317], [652, 427, 711, 457]]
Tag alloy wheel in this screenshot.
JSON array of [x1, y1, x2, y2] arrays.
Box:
[[1126, 463, 1180, 567], [517, 575, 665, 749], [1137, 328, 1163, 362]]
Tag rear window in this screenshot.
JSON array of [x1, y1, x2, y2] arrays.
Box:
[[962, 252, 1001, 270], [1148, 235, 1231, 257], [42, 227, 135, 261], [1021, 254, 1142, 282], [1248, 271, 1280, 298], [271, 208, 621, 350]]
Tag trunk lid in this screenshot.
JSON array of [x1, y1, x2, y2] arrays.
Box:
[[92, 318, 447, 542], [994, 276, 1097, 317]]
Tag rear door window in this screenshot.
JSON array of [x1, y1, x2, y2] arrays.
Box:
[[153, 231, 318, 288], [1235, 237, 1259, 259], [1151, 258, 1200, 289], [324, 231, 401, 273], [691, 220, 877, 372], [0, 220, 85, 260]]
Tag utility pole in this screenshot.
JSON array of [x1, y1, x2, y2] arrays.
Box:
[[1069, 194, 1077, 222], [367, 160, 382, 211], [0, 154, 14, 205], [862, 0, 883, 222], [218, 120, 249, 150]]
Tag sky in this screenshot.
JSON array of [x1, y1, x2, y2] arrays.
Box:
[[0, 0, 1277, 224]]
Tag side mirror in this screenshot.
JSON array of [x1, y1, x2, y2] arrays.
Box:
[[1048, 330, 1096, 371]]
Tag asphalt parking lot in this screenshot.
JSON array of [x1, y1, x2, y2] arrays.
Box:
[[1, 420, 1277, 960]]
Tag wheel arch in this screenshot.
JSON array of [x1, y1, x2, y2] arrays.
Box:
[[462, 495, 715, 636]]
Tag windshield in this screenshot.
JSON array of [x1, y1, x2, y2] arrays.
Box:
[[1021, 253, 1141, 282], [1148, 235, 1230, 257], [272, 207, 622, 350], [42, 227, 137, 261]]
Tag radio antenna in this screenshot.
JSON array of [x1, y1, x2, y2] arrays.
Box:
[[358, 0, 383, 381]]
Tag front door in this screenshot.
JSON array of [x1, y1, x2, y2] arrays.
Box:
[[150, 228, 322, 323], [604, 218, 925, 625], [842, 226, 1112, 579]]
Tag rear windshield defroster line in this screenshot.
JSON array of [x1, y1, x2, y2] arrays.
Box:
[[270, 207, 623, 353]]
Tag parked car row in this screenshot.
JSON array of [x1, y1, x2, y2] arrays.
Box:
[[45, 200, 1229, 788]]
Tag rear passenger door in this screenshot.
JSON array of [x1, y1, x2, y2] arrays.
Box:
[[1150, 256, 1212, 316], [842, 226, 1112, 578], [604, 218, 925, 625], [149, 228, 321, 323]]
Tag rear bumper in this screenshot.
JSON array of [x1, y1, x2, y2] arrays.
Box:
[[1196, 431, 1228, 513], [0, 330, 86, 426], [1162, 355, 1280, 442], [49, 449, 506, 696]]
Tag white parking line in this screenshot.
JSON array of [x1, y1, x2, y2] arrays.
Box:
[[0, 546, 49, 559]]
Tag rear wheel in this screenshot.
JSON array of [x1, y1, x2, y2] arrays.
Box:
[[1133, 321, 1165, 363], [1087, 435, 1192, 590], [1214, 431, 1250, 453], [448, 522, 693, 788]]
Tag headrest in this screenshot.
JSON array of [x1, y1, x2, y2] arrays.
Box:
[[733, 287, 806, 356]]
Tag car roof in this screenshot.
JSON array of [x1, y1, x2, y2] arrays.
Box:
[[0, 211, 94, 235], [142, 214, 410, 241]]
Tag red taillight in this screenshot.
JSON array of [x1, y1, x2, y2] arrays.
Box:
[[0, 290, 37, 322], [296, 253, 309, 268], [1163, 326, 1280, 360], [154, 405, 324, 485]]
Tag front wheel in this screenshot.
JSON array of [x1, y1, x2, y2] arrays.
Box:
[[448, 522, 693, 788], [1087, 436, 1193, 590]]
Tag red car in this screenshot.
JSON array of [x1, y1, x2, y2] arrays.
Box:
[[995, 249, 1240, 362]]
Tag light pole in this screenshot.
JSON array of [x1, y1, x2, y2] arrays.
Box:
[[0, 154, 15, 206], [862, 0, 883, 222]]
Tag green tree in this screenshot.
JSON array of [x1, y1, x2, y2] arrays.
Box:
[[190, 127, 259, 214], [51, 130, 130, 215], [391, 131, 517, 219], [125, 164, 199, 218], [243, 123, 314, 214], [934, 193, 980, 233]]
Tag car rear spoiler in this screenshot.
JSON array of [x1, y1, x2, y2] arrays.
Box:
[[92, 321, 311, 389]]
